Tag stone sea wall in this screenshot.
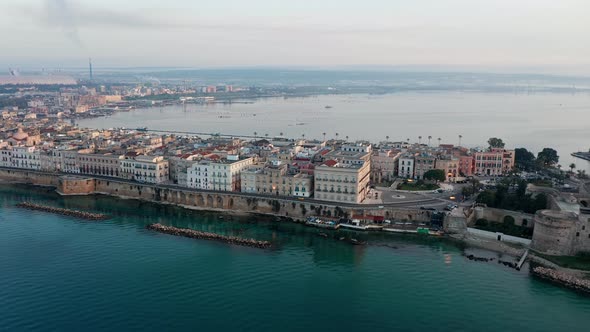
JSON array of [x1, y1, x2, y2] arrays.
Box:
[[0, 169, 433, 223]]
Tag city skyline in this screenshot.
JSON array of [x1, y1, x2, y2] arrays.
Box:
[[2, 0, 590, 75]]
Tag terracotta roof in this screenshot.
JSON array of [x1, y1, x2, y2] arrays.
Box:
[[323, 159, 338, 167]]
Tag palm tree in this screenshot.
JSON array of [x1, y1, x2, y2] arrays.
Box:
[[346, 135, 349, 141], [386, 135, 390, 142], [437, 137, 441, 146], [253, 131, 257, 137], [335, 132, 339, 140], [406, 138, 410, 143], [279, 132, 283, 137], [301, 133, 305, 139], [569, 163, 576, 173], [265, 133, 269, 139], [418, 136, 422, 145], [428, 136, 432, 146], [458, 135, 463, 146], [322, 132, 326, 141]]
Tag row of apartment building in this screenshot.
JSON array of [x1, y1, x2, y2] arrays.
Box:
[[371, 147, 515, 181]]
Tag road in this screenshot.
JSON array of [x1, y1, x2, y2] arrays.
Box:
[[0, 167, 446, 210]]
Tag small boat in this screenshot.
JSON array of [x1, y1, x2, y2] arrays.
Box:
[[349, 238, 367, 245], [318, 232, 328, 238], [324, 105, 333, 109]]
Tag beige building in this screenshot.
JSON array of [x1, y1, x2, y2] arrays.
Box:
[[435, 157, 460, 182], [314, 159, 371, 204], [78, 152, 124, 178], [121, 155, 169, 183], [371, 150, 400, 182], [241, 161, 313, 197], [414, 153, 436, 179]]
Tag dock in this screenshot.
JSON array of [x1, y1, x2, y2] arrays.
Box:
[[516, 249, 529, 271], [572, 152, 590, 161]]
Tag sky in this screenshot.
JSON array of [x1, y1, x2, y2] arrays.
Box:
[[1, 0, 590, 74]]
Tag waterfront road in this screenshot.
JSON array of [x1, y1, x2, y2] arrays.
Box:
[[0, 167, 451, 210]]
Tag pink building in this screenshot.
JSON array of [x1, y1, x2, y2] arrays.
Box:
[[459, 155, 475, 176], [474, 148, 515, 176]]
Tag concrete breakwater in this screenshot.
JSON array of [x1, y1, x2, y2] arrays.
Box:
[[532, 266, 590, 294], [16, 202, 109, 221], [146, 223, 272, 249]]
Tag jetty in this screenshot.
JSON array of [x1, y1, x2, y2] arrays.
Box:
[[16, 202, 109, 220], [572, 151, 590, 161], [532, 266, 590, 294], [146, 223, 272, 249], [516, 249, 529, 271]]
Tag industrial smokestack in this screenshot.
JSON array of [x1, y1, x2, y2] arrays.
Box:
[[89, 57, 93, 80]]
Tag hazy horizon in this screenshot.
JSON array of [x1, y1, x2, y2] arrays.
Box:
[[2, 0, 590, 76]]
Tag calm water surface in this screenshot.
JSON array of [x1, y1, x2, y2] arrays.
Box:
[[78, 92, 590, 172], [1, 184, 589, 331]]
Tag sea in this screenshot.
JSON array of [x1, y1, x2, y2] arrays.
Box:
[[77, 92, 590, 173], [1, 184, 589, 331]]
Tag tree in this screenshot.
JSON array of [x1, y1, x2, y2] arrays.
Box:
[[488, 137, 505, 149], [578, 170, 588, 179], [423, 169, 446, 182], [515, 148, 536, 170], [476, 190, 496, 206], [569, 163, 576, 173], [537, 148, 559, 167]]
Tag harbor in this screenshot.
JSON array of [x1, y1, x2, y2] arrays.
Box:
[[1, 185, 590, 331]]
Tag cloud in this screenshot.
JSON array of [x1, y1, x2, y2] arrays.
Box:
[[44, 0, 84, 47], [16, 0, 426, 39]]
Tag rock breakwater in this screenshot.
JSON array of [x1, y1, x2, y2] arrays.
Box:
[[532, 266, 590, 294], [146, 223, 272, 249], [16, 202, 109, 220]]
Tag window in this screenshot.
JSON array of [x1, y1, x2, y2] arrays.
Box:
[[576, 232, 580, 237]]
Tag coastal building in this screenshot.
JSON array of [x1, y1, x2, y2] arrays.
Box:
[[9, 146, 41, 170], [435, 157, 460, 182], [314, 155, 371, 204], [459, 155, 475, 176], [187, 155, 254, 191], [531, 205, 590, 256], [370, 150, 400, 182], [414, 153, 436, 179], [78, 152, 123, 177], [241, 161, 313, 197], [120, 154, 169, 184], [7, 128, 41, 147], [474, 148, 515, 176], [397, 154, 415, 178]]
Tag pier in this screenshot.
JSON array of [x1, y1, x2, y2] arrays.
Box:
[[516, 249, 529, 271], [146, 223, 272, 249], [16, 202, 109, 220]]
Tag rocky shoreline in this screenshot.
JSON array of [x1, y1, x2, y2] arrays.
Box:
[[16, 202, 109, 220], [531, 266, 590, 294], [146, 223, 272, 249]]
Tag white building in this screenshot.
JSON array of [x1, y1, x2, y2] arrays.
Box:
[[187, 156, 254, 191], [121, 155, 169, 184], [9, 146, 41, 170], [397, 154, 415, 178]]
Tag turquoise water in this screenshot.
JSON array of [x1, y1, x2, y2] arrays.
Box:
[[1, 185, 589, 331]]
